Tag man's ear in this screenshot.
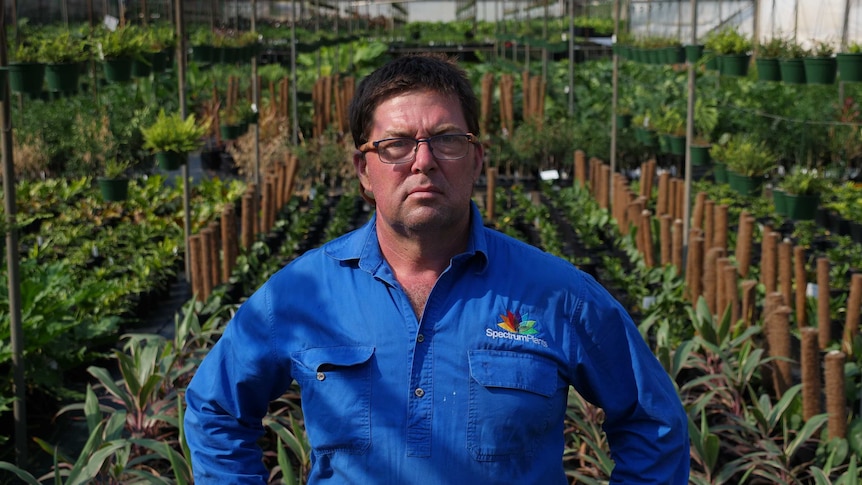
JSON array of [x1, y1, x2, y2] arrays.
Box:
[[472, 142, 485, 180], [354, 150, 373, 199]]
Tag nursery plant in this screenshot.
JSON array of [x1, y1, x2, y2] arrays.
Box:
[[142, 109, 210, 155]]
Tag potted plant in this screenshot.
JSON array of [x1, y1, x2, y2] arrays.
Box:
[[755, 36, 785, 81], [690, 99, 718, 165], [723, 134, 777, 196], [38, 30, 89, 94], [705, 26, 752, 77], [96, 25, 145, 83], [777, 166, 830, 220], [98, 157, 133, 202], [9, 38, 45, 98], [837, 41, 862, 83], [779, 38, 808, 84], [190, 27, 215, 63], [141, 109, 210, 170], [804, 40, 837, 84]]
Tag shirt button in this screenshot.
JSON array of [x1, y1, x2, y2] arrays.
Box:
[[316, 372, 326, 381], [417, 334, 425, 343], [414, 388, 425, 398]]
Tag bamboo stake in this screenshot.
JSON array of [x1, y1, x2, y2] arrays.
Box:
[[241, 190, 255, 250], [741, 280, 758, 328], [795, 245, 808, 327], [672, 219, 684, 275], [200, 227, 214, 301], [691, 191, 706, 230], [714, 204, 728, 253], [221, 204, 237, 283], [778, 239, 793, 312], [842, 273, 862, 355], [767, 306, 792, 398], [724, 263, 740, 324], [486, 167, 497, 221], [801, 327, 822, 420], [703, 199, 715, 252], [825, 350, 847, 439], [818, 257, 831, 349], [763, 231, 779, 294], [704, 247, 725, 315], [656, 172, 670, 217], [190, 234, 204, 302], [641, 210, 655, 268], [574, 150, 586, 186], [660, 214, 672, 266], [736, 213, 755, 278], [688, 235, 705, 303]]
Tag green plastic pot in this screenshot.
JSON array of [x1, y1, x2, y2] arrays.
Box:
[[103, 57, 133, 83], [784, 192, 820, 220], [8, 62, 44, 98], [727, 171, 766, 197], [756, 57, 781, 82], [156, 151, 186, 170], [719, 54, 750, 77], [689, 144, 711, 166], [803, 57, 837, 85], [837, 52, 862, 82], [98, 177, 130, 202], [779, 58, 806, 84]]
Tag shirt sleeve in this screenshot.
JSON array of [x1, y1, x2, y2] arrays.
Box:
[[568, 272, 690, 484], [183, 284, 294, 483]]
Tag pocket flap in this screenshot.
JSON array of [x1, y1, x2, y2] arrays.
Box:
[[468, 350, 557, 397], [293, 346, 375, 371]]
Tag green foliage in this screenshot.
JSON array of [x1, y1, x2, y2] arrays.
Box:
[[704, 26, 753, 55], [717, 133, 778, 177], [759, 37, 787, 58], [95, 25, 145, 60], [778, 166, 831, 195], [141, 109, 210, 154], [37, 29, 89, 64]]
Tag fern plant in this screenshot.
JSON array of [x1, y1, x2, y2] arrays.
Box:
[[142, 109, 210, 154]]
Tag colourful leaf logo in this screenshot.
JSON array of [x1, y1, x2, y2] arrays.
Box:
[[497, 310, 538, 335]]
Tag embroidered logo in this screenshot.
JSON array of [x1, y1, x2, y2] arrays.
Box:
[[486, 309, 548, 347]]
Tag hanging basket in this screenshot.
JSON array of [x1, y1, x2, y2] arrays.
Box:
[[755, 57, 781, 82], [45, 62, 80, 93], [779, 58, 806, 84], [837, 52, 862, 83], [103, 57, 133, 83], [8, 62, 44, 98], [772, 188, 788, 217], [727, 171, 766, 197], [803, 57, 837, 85], [689, 144, 711, 166], [131, 54, 153, 78], [719, 54, 750, 77], [98, 177, 130, 202], [668, 135, 686, 156], [684, 44, 704, 63], [151, 50, 169, 73], [156, 151, 186, 170], [784, 192, 820, 220], [191, 44, 214, 63], [220, 123, 245, 140], [712, 162, 728, 184]]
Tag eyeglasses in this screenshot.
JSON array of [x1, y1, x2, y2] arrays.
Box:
[[359, 133, 477, 165]]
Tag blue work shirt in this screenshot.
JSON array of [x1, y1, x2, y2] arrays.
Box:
[[184, 202, 690, 484]]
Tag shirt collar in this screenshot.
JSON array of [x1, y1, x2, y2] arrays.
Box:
[[323, 201, 489, 274]]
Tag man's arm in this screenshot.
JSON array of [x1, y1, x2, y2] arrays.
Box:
[[569, 273, 690, 484], [184, 288, 293, 483]]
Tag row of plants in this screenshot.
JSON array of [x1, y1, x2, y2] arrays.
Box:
[[0, 174, 246, 418], [0, 185, 359, 482]]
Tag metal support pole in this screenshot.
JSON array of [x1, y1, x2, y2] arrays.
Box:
[[176, 0, 192, 281], [568, 0, 574, 115], [0, 0, 27, 468], [610, 0, 621, 203], [291, 0, 298, 146], [252, 0, 260, 189], [683, 0, 698, 248]]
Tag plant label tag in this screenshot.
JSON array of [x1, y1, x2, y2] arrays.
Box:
[[103, 15, 119, 31], [540, 169, 560, 181], [807, 283, 818, 298]]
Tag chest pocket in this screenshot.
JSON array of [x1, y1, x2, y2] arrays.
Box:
[[467, 349, 561, 461], [291, 346, 375, 454]]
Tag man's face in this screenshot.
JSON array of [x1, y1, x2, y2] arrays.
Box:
[[354, 89, 484, 235]]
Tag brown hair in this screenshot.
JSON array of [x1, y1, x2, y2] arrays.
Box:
[[348, 53, 480, 148]]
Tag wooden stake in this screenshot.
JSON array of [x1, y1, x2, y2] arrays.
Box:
[[486, 167, 497, 221], [795, 245, 809, 327], [221, 204, 237, 283], [818, 257, 831, 349], [825, 350, 847, 439], [801, 327, 822, 420], [190, 234, 204, 302], [842, 273, 862, 355]]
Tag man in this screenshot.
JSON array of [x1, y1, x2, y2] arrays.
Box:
[[184, 53, 689, 484]]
